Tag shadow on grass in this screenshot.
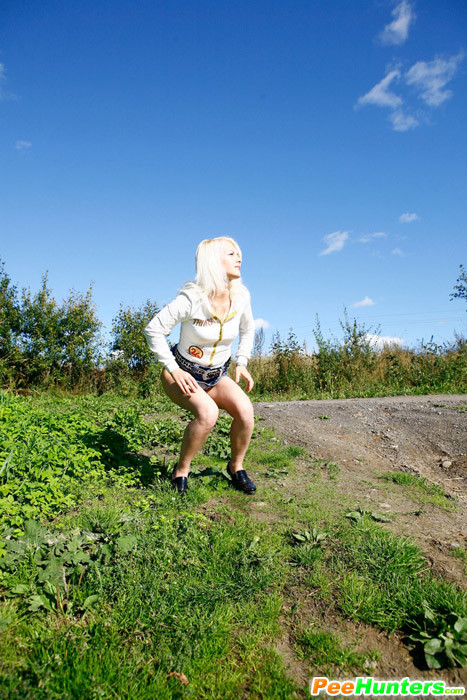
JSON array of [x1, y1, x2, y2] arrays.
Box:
[[82, 427, 158, 487], [81, 430, 234, 490]]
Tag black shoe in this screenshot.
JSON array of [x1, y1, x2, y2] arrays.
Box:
[[227, 462, 256, 494], [171, 466, 188, 495]]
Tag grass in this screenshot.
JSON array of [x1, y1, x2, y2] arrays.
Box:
[[0, 481, 299, 699], [452, 545, 467, 575], [1, 391, 466, 696], [246, 333, 467, 400], [380, 471, 454, 510], [307, 516, 467, 632], [295, 626, 380, 675]]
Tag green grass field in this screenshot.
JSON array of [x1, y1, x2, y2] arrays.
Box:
[[1, 390, 466, 698]]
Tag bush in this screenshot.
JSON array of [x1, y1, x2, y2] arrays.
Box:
[[110, 300, 159, 375]]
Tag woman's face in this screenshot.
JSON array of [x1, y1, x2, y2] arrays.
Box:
[[220, 243, 242, 280]]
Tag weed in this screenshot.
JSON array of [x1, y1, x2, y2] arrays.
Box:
[[327, 461, 340, 480], [290, 528, 328, 569], [310, 459, 340, 481], [409, 605, 467, 669], [291, 527, 328, 546], [203, 413, 236, 459], [345, 507, 391, 523]]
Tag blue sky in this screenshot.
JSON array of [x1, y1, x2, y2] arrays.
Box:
[[1, 0, 466, 353]]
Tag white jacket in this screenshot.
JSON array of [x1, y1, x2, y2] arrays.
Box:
[[144, 285, 255, 373]]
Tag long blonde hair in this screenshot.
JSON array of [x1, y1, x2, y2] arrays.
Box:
[[181, 237, 244, 301]]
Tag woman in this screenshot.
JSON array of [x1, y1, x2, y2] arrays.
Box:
[[144, 237, 256, 495]]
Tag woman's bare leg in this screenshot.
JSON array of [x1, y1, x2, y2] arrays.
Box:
[[161, 369, 219, 477], [207, 376, 254, 472]]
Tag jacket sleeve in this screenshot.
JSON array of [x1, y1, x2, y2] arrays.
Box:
[[236, 292, 256, 367], [144, 292, 193, 373]]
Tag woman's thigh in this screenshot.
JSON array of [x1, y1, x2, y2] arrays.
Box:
[[207, 376, 254, 420], [161, 369, 218, 419]]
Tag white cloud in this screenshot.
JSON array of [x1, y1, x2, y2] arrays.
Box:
[[398, 212, 419, 223], [356, 52, 463, 133], [389, 109, 419, 131], [365, 333, 405, 349], [357, 232, 387, 243], [15, 140, 32, 151], [319, 231, 350, 256], [405, 53, 464, 107], [379, 1, 415, 46], [392, 247, 405, 256], [357, 70, 402, 109], [353, 296, 376, 308], [254, 318, 270, 330]]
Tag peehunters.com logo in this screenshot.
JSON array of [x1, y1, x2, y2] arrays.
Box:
[[310, 677, 465, 696]]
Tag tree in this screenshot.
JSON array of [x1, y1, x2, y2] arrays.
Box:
[[110, 299, 159, 373], [253, 326, 265, 358], [59, 286, 103, 379], [0, 259, 21, 360], [450, 264, 467, 309], [20, 274, 102, 385], [0, 260, 22, 384], [19, 273, 60, 382]]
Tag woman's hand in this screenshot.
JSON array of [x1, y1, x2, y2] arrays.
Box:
[[235, 365, 254, 393], [170, 368, 199, 396]]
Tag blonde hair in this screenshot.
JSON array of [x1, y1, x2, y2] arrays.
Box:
[[182, 237, 244, 301]]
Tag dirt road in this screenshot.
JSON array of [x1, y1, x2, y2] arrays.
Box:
[[255, 394, 467, 583], [253, 393, 467, 686]]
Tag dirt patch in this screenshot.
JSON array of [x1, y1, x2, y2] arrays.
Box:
[[249, 394, 467, 690], [255, 394, 467, 496], [254, 394, 467, 582]]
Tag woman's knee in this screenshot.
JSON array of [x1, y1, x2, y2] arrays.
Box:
[[231, 399, 254, 427], [196, 403, 219, 430]]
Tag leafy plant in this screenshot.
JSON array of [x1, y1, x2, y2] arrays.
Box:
[[204, 414, 236, 459], [150, 415, 186, 449], [1, 517, 137, 614], [409, 604, 467, 669], [345, 507, 390, 523], [292, 527, 328, 546]]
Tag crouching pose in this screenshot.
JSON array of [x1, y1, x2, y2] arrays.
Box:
[[144, 237, 256, 495]]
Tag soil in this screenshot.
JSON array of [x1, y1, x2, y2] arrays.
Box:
[[250, 394, 467, 693]]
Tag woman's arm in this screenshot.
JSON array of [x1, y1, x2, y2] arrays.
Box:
[[144, 292, 192, 373], [235, 292, 256, 392], [236, 292, 255, 367]]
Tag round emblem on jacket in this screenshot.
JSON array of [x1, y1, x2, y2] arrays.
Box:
[[189, 345, 203, 359]]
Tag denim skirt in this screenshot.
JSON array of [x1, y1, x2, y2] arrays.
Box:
[[170, 345, 230, 390]]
